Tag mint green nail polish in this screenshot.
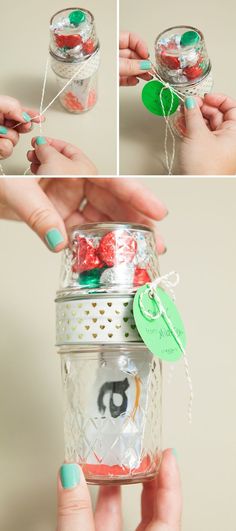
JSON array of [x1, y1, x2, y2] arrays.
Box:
[[0, 126, 8, 135], [185, 97, 196, 110], [172, 448, 178, 459], [60, 464, 80, 489], [36, 136, 47, 145], [45, 228, 64, 250], [140, 60, 151, 70], [22, 112, 31, 123]]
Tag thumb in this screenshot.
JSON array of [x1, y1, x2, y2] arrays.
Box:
[[4, 179, 67, 252], [33, 137, 61, 164], [184, 96, 208, 138], [57, 464, 95, 531], [119, 57, 152, 77]]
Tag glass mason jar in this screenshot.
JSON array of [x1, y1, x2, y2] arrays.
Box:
[[50, 8, 100, 113], [59, 345, 162, 485], [155, 26, 213, 135], [59, 222, 160, 295], [56, 222, 162, 485]]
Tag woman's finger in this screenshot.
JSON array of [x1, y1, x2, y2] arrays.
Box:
[[152, 449, 182, 529], [203, 93, 236, 122], [119, 58, 152, 78], [0, 126, 19, 146], [119, 48, 141, 60], [120, 76, 139, 86], [30, 163, 40, 175], [27, 150, 39, 164], [0, 95, 34, 124], [31, 136, 82, 159], [80, 201, 112, 222], [119, 32, 149, 59], [57, 464, 95, 531], [137, 73, 153, 81], [95, 486, 122, 531], [87, 178, 168, 221], [0, 138, 14, 159], [2, 178, 67, 251]]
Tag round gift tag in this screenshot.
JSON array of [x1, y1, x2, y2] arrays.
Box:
[[142, 80, 180, 116], [133, 285, 186, 362]]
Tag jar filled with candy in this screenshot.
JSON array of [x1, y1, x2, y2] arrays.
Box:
[[59, 223, 160, 295], [56, 222, 162, 485], [155, 26, 213, 135], [50, 8, 100, 113], [155, 26, 213, 96]]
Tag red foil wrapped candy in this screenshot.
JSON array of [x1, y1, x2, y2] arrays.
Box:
[[73, 237, 103, 273], [98, 231, 137, 267]]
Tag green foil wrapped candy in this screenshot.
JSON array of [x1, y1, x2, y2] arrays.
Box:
[[78, 267, 107, 288], [69, 10, 86, 26]]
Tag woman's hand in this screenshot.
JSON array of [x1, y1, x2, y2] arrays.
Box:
[[0, 95, 42, 159], [27, 137, 97, 176], [179, 93, 236, 174], [119, 32, 153, 86], [0, 178, 168, 253], [56, 449, 182, 531]]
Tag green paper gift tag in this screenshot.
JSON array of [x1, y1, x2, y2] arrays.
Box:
[[142, 80, 180, 116], [133, 285, 186, 362]]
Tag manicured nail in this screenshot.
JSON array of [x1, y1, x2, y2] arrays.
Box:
[[22, 112, 31, 123], [36, 136, 47, 145], [60, 464, 80, 489], [172, 448, 178, 460], [45, 228, 64, 250], [140, 60, 152, 70], [185, 97, 196, 110], [0, 126, 8, 135]]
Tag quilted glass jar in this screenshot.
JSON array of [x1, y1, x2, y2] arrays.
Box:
[[59, 222, 159, 295], [59, 344, 162, 485], [56, 222, 162, 485], [155, 26, 213, 135], [50, 8, 100, 112]]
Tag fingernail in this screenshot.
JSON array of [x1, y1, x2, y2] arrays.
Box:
[[185, 97, 196, 110], [140, 60, 151, 70], [172, 448, 178, 460], [60, 464, 80, 489], [45, 228, 64, 250], [22, 112, 31, 123], [0, 126, 8, 135], [163, 246, 167, 254], [36, 136, 47, 145]]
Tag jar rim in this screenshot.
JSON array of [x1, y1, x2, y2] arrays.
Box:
[[69, 221, 154, 235], [50, 7, 95, 26], [55, 291, 138, 302], [154, 25, 205, 54]]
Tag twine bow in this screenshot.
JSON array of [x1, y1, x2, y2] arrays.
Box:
[[150, 62, 185, 175]]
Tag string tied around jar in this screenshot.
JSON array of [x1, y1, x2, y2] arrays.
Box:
[[139, 271, 193, 424], [149, 62, 186, 175]]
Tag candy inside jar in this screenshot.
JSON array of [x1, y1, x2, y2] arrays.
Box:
[[50, 8, 100, 113], [50, 8, 98, 61], [59, 223, 159, 294], [155, 26, 211, 86]]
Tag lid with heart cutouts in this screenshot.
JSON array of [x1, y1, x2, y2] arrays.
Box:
[[55, 294, 141, 345]]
